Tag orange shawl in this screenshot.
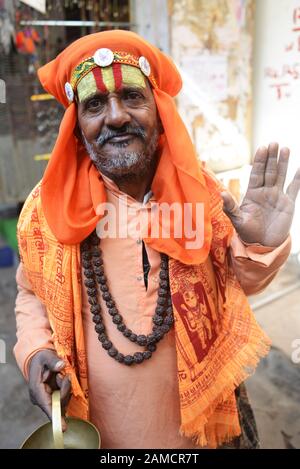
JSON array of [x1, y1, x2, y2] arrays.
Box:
[[18, 169, 270, 448], [17, 31, 271, 447]]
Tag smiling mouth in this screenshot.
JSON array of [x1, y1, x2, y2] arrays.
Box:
[[107, 134, 136, 144]]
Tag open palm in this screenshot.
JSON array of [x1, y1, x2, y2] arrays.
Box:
[[221, 143, 300, 247]]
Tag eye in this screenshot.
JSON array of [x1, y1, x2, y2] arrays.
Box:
[[123, 90, 144, 102], [86, 97, 105, 111]]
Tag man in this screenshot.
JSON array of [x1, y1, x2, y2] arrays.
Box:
[[14, 30, 300, 449]]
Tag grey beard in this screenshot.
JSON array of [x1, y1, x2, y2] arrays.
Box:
[[81, 128, 160, 183]]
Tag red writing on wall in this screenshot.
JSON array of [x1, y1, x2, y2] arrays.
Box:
[[266, 7, 300, 100], [265, 63, 300, 80], [292, 6, 300, 31]]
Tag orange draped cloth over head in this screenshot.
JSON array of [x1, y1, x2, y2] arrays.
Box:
[[38, 29, 212, 265]]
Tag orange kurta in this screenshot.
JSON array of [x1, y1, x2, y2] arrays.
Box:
[[14, 176, 291, 449]]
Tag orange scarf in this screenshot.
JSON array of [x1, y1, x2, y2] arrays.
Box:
[[18, 167, 270, 448], [18, 31, 271, 447]]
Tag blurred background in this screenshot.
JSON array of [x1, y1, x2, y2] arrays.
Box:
[[0, 0, 299, 449]]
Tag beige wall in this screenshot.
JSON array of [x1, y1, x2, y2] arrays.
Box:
[[169, 0, 254, 174], [130, 0, 170, 53]]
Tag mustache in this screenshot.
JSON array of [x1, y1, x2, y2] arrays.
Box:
[[95, 125, 147, 147]]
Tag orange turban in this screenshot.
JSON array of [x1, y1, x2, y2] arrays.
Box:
[[38, 30, 213, 264]]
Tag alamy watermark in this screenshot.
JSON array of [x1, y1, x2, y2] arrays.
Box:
[[0, 339, 6, 364], [0, 79, 6, 104], [95, 198, 205, 249], [291, 339, 300, 364]]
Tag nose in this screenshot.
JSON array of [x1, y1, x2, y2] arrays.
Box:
[[104, 96, 131, 128]]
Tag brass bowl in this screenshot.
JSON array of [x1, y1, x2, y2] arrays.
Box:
[[20, 391, 101, 449]]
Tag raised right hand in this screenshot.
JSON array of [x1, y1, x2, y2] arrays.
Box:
[[28, 350, 71, 431]]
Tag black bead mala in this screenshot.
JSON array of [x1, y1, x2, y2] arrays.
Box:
[[81, 230, 174, 366]]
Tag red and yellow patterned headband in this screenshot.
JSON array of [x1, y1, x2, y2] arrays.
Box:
[[76, 63, 146, 103], [64, 48, 158, 103]]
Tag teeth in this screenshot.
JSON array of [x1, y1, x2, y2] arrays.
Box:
[[109, 139, 132, 148]]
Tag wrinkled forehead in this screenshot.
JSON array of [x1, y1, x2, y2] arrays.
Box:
[[77, 64, 146, 103]]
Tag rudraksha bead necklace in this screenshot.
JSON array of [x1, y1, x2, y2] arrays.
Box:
[[81, 230, 174, 366]]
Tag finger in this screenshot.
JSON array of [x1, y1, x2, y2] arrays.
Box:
[[45, 356, 65, 373], [30, 384, 53, 421], [59, 375, 72, 410], [275, 147, 290, 190], [221, 191, 242, 220], [62, 417, 68, 433], [39, 394, 52, 422], [247, 146, 268, 189], [42, 368, 51, 383], [264, 143, 279, 187], [45, 384, 52, 394], [55, 372, 65, 388], [287, 168, 300, 201]]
